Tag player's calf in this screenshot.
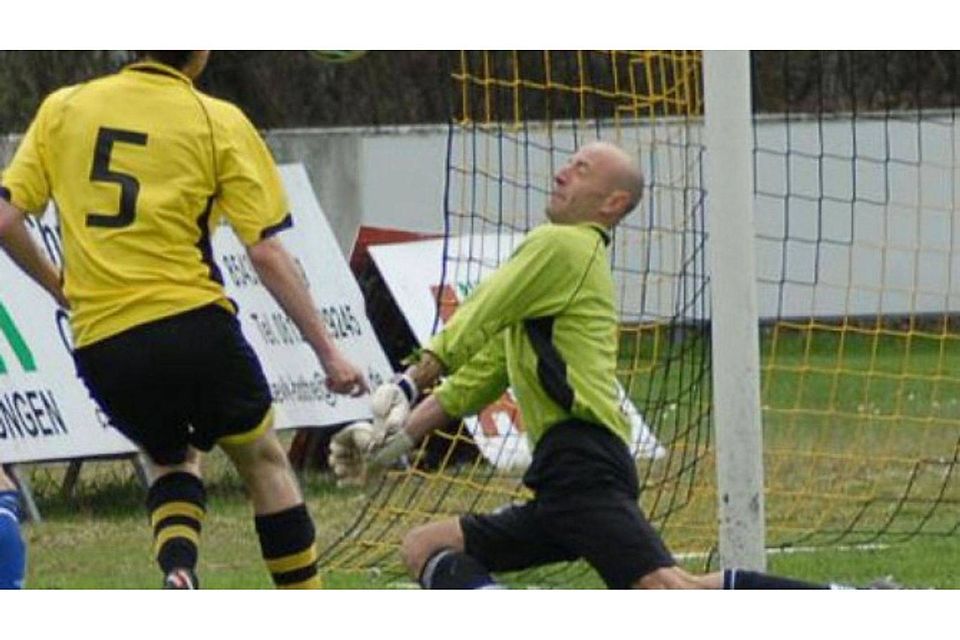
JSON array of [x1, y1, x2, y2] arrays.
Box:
[[255, 504, 320, 589], [146, 471, 206, 587], [0, 489, 26, 589]]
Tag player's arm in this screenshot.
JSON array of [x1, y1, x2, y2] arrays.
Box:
[[0, 92, 68, 310], [331, 335, 510, 485], [247, 236, 367, 396], [365, 230, 584, 428], [401, 228, 592, 397], [372, 336, 510, 460], [0, 198, 67, 309], [213, 102, 367, 396]]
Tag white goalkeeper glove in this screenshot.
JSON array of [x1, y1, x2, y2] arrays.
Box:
[[328, 420, 416, 488], [328, 421, 377, 487], [370, 374, 420, 436]]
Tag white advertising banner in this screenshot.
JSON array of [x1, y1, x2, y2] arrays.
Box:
[[0, 163, 392, 464], [368, 234, 665, 470], [212, 164, 392, 428]]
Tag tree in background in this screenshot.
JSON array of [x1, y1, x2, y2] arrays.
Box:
[[1, 51, 958, 135]]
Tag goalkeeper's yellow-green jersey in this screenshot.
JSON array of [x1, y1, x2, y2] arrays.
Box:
[[0, 61, 290, 348], [429, 222, 630, 446]]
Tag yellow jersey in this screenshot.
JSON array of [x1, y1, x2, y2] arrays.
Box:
[[0, 61, 291, 347]]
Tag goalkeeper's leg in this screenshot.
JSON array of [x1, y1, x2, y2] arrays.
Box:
[[401, 518, 500, 589], [401, 503, 575, 589], [220, 428, 320, 589]]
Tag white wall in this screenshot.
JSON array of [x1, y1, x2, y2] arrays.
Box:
[[6, 112, 960, 321], [267, 116, 960, 322]]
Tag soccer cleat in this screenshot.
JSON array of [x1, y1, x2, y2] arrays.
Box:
[[867, 575, 901, 590], [163, 568, 199, 589]]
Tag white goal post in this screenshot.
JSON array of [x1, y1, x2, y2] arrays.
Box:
[[703, 50, 767, 570]]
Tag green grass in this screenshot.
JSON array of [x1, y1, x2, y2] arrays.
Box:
[[19, 448, 960, 589], [20, 452, 387, 589], [765, 536, 960, 589]]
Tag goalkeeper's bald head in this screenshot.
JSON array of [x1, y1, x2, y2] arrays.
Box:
[[546, 141, 645, 229]]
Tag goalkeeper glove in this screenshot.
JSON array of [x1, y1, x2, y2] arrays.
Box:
[[371, 374, 420, 435], [328, 421, 376, 487], [328, 421, 416, 488]]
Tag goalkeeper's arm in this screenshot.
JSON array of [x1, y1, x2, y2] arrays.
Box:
[[331, 334, 510, 485], [333, 393, 454, 483], [371, 393, 453, 466]]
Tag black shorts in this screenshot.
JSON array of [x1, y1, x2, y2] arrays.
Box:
[[73, 304, 273, 465], [460, 419, 675, 589]]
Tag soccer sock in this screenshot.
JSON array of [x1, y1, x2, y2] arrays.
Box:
[[723, 569, 830, 590], [146, 472, 206, 577], [0, 491, 26, 589], [255, 504, 320, 589], [419, 548, 500, 589]]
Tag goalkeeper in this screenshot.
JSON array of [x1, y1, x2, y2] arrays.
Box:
[[332, 142, 851, 590]]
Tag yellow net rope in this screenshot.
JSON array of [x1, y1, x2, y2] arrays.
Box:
[[320, 51, 715, 585]]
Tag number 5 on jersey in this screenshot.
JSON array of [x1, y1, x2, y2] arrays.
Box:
[[86, 127, 148, 228]]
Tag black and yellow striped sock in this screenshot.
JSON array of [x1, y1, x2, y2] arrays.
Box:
[[254, 504, 320, 589], [146, 472, 206, 576]]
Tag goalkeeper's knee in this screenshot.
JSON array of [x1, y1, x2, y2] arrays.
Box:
[[418, 548, 499, 589], [0, 491, 26, 589]]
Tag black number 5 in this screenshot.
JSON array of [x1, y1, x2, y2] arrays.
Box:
[[86, 127, 148, 228]]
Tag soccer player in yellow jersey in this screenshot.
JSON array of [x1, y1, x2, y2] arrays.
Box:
[[0, 51, 368, 589], [331, 142, 888, 590]]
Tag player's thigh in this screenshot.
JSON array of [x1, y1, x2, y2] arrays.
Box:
[[73, 323, 192, 465], [184, 305, 274, 451], [461, 501, 577, 573], [541, 495, 676, 589]]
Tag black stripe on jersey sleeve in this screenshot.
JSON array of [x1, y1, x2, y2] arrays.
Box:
[[259, 213, 293, 240], [524, 316, 575, 412]]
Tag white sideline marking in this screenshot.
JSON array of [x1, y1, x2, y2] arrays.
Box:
[[674, 543, 890, 562]]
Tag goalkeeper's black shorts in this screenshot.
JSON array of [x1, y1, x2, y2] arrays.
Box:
[[73, 303, 273, 466], [460, 419, 675, 589]]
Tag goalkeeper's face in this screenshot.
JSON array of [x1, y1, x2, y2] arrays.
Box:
[[546, 142, 637, 227]]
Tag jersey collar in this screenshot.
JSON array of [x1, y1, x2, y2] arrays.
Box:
[[123, 61, 194, 85], [584, 222, 611, 246]]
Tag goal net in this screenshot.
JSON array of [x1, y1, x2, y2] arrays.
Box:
[[319, 50, 715, 585], [754, 51, 960, 549]]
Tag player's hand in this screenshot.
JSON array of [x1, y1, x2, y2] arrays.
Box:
[[322, 353, 369, 397], [328, 421, 415, 488], [371, 375, 419, 435]]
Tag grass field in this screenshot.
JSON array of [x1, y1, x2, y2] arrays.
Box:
[[15, 326, 960, 589], [17, 445, 960, 589]]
